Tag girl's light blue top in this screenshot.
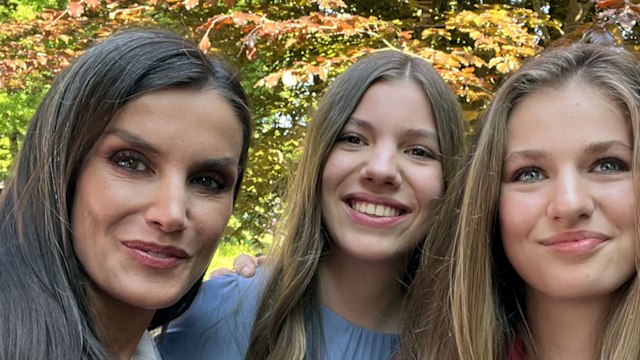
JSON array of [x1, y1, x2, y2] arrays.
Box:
[[156, 269, 399, 359]]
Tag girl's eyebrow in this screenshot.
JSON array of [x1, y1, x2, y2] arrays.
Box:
[[403, 128, 439, 143], [584, 140, 631, 154], [348, 116, 439, 143], [503, 149, 549, 164], [346, 116, 374, 131]]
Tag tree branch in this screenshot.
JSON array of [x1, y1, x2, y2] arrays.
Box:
[[532, 0, 551, 44]]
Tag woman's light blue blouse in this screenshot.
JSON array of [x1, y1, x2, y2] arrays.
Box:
[[157, 269, 399, 360]]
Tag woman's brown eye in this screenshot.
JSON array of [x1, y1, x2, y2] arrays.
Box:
[[191, 174, 228, 192], [111, 151, 147, 172]]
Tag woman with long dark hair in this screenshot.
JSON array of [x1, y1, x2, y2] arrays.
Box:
[[0, 28, 252, 359]]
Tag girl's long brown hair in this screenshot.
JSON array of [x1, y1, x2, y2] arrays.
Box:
[[246, 50, 465, 359]]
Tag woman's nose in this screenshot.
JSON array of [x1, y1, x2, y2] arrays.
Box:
[[145, 177, 187, 233]]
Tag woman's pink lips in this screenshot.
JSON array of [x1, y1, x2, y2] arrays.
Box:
[[541, 231, 608, 255], [122, 240, 188, 269]]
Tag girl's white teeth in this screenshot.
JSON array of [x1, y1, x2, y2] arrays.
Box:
[[147, 251, 170, 258], [352, 201, 400, 217]]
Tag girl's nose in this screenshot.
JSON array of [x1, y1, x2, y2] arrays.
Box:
[[546, 171, 595, 225], [359, 145, 402, 188]]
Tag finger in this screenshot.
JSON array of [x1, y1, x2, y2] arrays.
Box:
[[233, 254, 256, 270], [208, 267, 232, 279], [255, 255, 267, 266], [233, 254, 259, 278]]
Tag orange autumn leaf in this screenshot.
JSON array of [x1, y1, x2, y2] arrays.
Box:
[[85, 0, 100, 10], [233, 12, 252, 26], [183, 0, 199, 10], [36, 53, 48, 65], [223, 0, 237, 7], [281, 70, 297, 87], [312, 0, 346, 9], [595, 0, 624, 9], [67, 1, 84, 17], [199, 35, 211, 52]]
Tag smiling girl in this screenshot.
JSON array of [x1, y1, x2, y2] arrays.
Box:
[[159, 50, 466, 359]]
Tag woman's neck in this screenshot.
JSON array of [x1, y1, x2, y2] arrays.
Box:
[[317, 250, 407, 333], [88, 283, 155, 360], [525, 290, 611, 360]]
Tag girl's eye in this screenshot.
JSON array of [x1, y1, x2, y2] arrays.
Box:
[[110, 151, 148, 172], [406, 147, 437, 160], [191, 174, 228, 192], [336, 133, 365, 146], [593, 158, 628, 173], [513, 167, 544, 182]]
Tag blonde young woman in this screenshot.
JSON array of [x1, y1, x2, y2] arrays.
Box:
[[158, 50, 466, 359], [403, 44, 640, 359]]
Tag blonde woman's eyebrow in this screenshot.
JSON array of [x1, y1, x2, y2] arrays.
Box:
[[503, 149, 549, 164], [583, 140, 631, 154]]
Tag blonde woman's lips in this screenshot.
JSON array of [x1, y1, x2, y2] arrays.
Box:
[[540, 230, 608, 255]]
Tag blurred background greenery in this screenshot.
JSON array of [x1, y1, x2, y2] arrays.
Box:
[[2, 0, 639, 268]]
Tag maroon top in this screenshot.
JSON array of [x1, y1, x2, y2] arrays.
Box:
[[506, 338, 524, 360]]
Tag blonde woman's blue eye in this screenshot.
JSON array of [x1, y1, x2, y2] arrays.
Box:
[[594, 158, 627, 173], [514, 168, 543, 182], [599, 162, 618, 172]]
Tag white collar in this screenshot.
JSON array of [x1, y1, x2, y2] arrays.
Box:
[[131, 330, 162, 360]]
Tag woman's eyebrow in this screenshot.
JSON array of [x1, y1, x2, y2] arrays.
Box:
[[194, 158, 237, 170], [102, 128, 159, 155]]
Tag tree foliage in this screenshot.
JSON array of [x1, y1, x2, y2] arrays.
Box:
[[1, 0, 639, 250]]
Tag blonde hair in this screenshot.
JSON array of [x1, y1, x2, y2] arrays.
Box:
[[245, 50, 465, 359], [404, 44, 640, 360]]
